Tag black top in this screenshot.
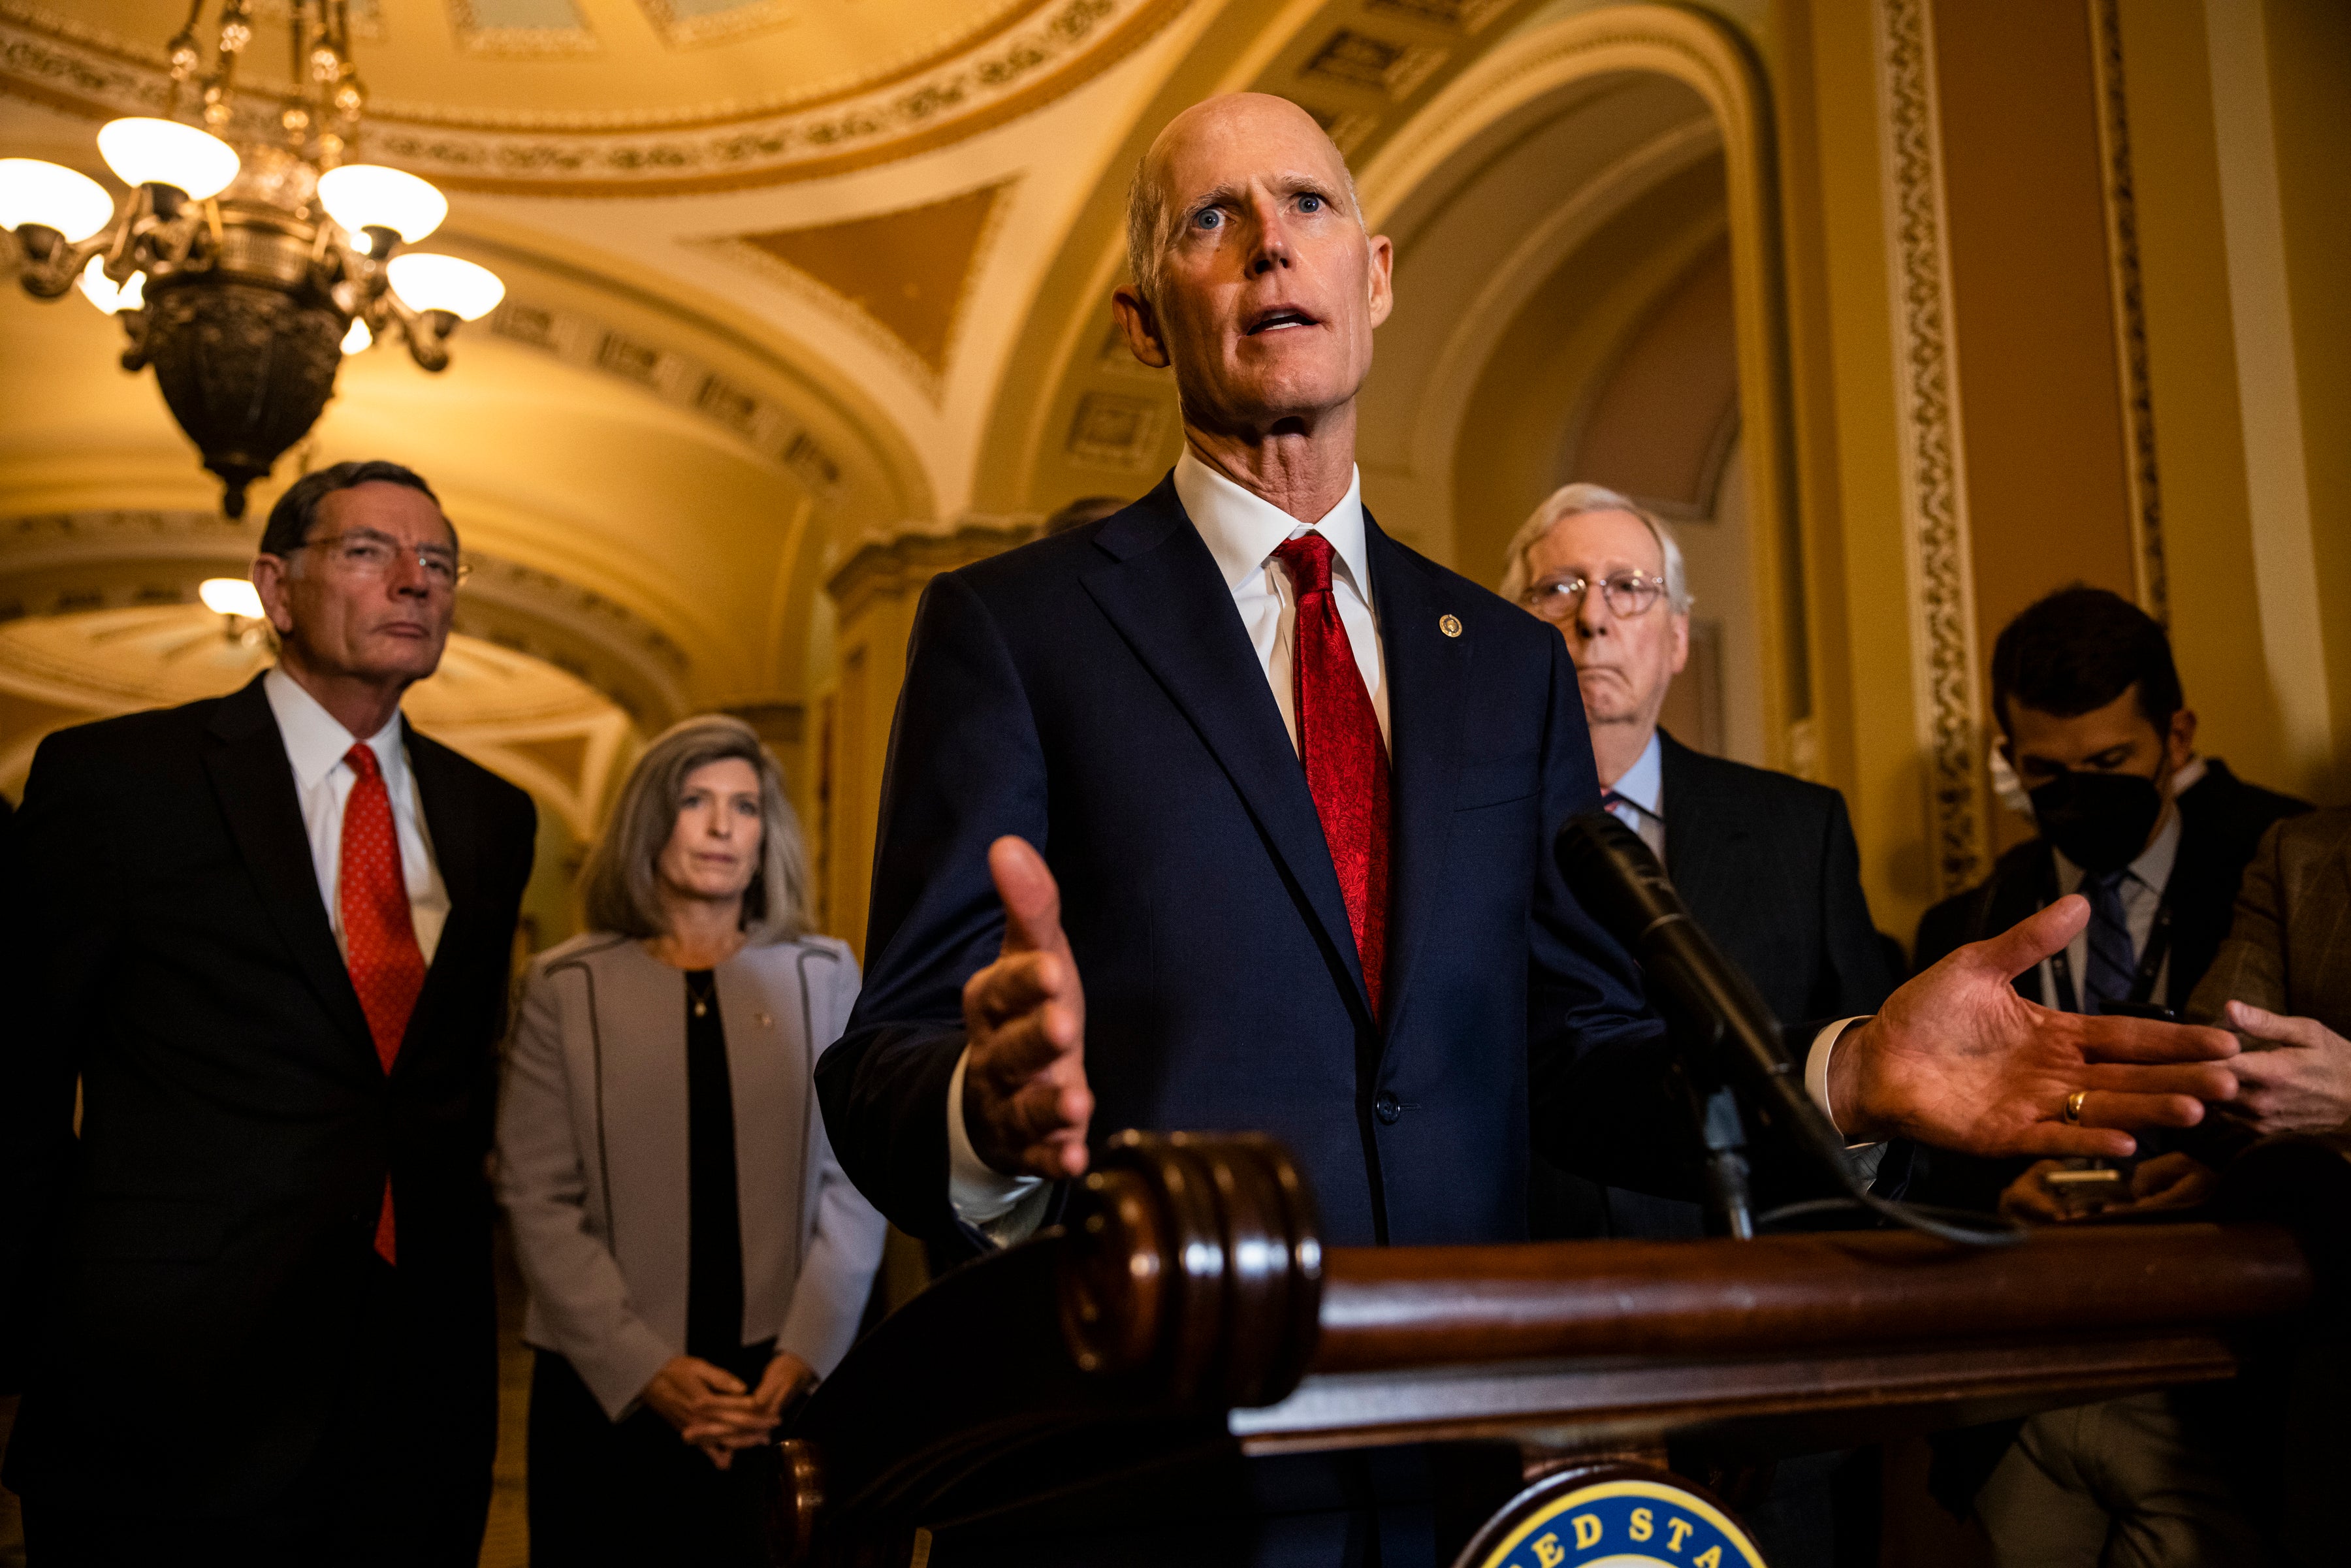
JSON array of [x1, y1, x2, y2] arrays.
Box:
[[683, 969, 746, 1362]]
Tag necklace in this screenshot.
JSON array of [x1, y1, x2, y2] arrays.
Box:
[[687, 970, 716, 1019]]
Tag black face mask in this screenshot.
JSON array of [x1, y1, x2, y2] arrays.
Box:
[[2027, 767, 2165, 876]]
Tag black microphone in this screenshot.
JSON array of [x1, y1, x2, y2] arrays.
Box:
[[1554, 810, 1857, 1189]]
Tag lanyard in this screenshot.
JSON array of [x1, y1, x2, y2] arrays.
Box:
[[2044, 859, 2177, 1014]]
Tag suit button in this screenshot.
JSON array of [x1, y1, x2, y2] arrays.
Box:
[[1373, 1092, 1401, 1125]]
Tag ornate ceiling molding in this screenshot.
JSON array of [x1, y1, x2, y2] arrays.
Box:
[[0, 0, 1194, 195]]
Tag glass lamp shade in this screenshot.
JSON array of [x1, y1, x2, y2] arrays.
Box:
[[317, 165, 447, 243], [77, 255, 146, 314], [342, 317, 373, 354], [199, 578, 266, 618], [387, 253, 505, 321], [96, 118, 240, 200], [0, 159, 116, 241]]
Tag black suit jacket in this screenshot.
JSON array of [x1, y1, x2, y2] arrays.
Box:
[[817, 476, 1824, 1258], [1660, 731, 1897, 1024], [1908, 758, 2308, 1212], [0, 674, 535, 1514], [1536, 731, 1898, 1239]]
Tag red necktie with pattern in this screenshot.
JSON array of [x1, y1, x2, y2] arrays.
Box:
[[1271, 534, 1392, 1017], [340, 742, 428, 1264]]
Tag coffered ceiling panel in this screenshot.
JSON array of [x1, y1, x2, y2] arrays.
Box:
[[701, 180, 1012, 389]]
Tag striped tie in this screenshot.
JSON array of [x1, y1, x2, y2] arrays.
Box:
[[2080, 869, 2136, 1014]]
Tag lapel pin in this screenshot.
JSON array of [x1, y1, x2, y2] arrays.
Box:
[[1439, 614, 1462, 638], [756, 1012, 773, 1029]]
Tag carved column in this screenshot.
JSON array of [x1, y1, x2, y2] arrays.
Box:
[[1875, 0, 1990, 897], [820, 516, 1039, 957]]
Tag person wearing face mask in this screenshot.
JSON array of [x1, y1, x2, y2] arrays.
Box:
[[1904, 587, 2308, 1566], [1911, 585, 2308, 1217]]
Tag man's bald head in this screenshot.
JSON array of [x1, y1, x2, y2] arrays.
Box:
[[1109, 91, 1394, 461], [1124, 93, 1365, 307]]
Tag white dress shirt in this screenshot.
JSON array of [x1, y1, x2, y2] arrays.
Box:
[[1603, 731, 1667, 862], [263, 666, 449, 964]]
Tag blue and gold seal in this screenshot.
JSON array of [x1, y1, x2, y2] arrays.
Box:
[[1473, 1475, 1767, 1568]]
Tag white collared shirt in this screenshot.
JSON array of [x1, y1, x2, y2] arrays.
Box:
[[263, 666, 449, 963], [1172, 447, 1389, 750], [1603, 731, 1667, 862]]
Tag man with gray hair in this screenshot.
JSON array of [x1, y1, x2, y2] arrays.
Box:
[[1501, 482, 1892, 1034], [1505, 481, 1898, 1556]]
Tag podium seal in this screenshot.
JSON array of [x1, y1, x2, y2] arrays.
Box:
[[1460, 1467, 1768, 1568]]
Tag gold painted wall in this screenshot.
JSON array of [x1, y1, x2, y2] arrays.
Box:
[[1934, 0, 2139, 658]]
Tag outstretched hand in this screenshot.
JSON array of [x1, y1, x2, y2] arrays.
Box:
[[1829, 895, 2239, 1157], [961, 836, 1094, 1179]]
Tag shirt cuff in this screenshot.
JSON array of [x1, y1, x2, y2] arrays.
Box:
[[1805, 1017, 1879, 1148], [946, 1047, 1046, 1231]]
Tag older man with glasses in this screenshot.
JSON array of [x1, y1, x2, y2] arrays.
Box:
[[1503, 483, 1901, 1558], [1, 460, 537, 1565]]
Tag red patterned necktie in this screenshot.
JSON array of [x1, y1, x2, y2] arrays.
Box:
[[340, 742, 427, 1264], [1271, 534, 1392, 1017]]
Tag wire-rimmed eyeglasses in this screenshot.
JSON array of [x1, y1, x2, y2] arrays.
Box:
[[283, 528, 471, 588], [1519, 571, 1667, 622]]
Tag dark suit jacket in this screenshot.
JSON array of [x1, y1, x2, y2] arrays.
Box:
[[2186, 807, 2351, 1033], [0, 674, 536, 1516], [1660, 731, 1896, 1024], [1908, 758, 2307, 1211], [1537, 731, 1899, 1240], [816, 475, 1733, 1256]]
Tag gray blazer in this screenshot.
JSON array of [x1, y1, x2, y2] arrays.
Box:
[[496, 931, 886, 1419]]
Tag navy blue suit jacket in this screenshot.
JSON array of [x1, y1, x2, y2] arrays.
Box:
[[817, 475, 1689, 1252]]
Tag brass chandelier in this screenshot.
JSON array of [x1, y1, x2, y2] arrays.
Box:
[[0, 0, 504, 517]]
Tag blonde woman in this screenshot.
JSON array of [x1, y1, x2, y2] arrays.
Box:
[[496, 715, 884, 1566]]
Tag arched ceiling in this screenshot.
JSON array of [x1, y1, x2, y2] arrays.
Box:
[[0, 0, 1778, 791], [0, 0, 1188, 191]]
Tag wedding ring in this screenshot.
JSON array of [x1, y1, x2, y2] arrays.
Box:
[[2064, 1089, 2089, 1125]]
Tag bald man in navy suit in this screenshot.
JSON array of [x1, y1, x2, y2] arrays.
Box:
[[816, 93, 2242, 1567]]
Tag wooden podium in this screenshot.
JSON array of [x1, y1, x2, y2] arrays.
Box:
[[768, 1131, 2350, 1567]]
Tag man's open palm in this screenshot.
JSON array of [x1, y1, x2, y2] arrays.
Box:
[[961, 836, 1095, 1179], [1838, 895, 2239, 1155]]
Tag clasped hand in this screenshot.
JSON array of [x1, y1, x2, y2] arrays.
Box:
[[641, 1351, 813, 1469], [958, 845, 2245, 1180]]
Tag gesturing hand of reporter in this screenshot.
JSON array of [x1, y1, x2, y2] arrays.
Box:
[[962, 835, 1095, 1180], [2218, 1000, 2351, 1136], [1827, 895, 2239, 1156]]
